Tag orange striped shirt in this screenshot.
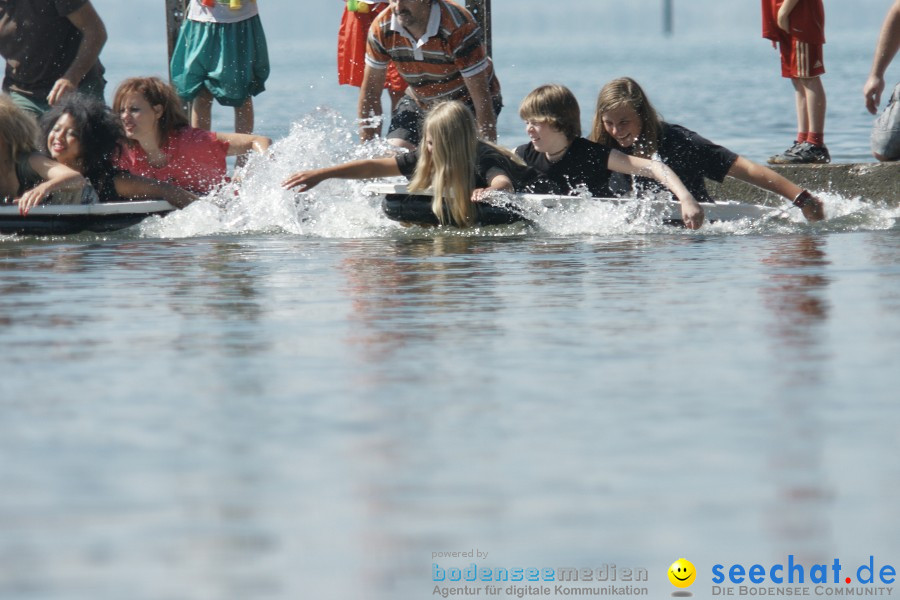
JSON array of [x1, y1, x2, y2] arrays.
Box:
[[365, 0, 500, 106]]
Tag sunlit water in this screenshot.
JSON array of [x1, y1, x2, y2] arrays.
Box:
[[2, 2, 900, 599]]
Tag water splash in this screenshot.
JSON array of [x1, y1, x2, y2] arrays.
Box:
[[139, 107, 404, 239], [132, 111, 897, 239]]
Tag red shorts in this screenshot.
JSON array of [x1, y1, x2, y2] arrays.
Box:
[[337, 6, 407, 93], [779, 39, 825, 78]]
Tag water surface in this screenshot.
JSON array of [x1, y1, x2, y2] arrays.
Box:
[[2, 2, 900, 598]]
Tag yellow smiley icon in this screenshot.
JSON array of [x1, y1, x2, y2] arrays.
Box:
[[668, 558, 696, 588]]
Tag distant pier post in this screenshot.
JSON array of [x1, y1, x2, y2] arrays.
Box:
[[663, 0, 673, 35], [466, 0, 492, 57], [165, 0, 186, 82]]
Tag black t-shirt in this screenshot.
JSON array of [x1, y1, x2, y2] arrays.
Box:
[[609, 122, 738, 203], [395, 141, 533, 189], [0, 0, 104, 98], [515, 136, 613, 197]]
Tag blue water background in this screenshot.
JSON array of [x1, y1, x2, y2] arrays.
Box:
[[1, 2, 900, 599]]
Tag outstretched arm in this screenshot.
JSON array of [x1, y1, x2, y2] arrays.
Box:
[[727, 156, 824, 221], [608, 150, 705, 229], [471, 172, 514, 202], [113, 172, 198, 209], [49, 1, 107, 106], [864, 0, 900, 114], [282, 158, 401, 192]]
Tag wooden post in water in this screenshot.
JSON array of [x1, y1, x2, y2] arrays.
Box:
[[165, 0, 187, 82], [662, 0, 673, 35], [466, 0, 492, 57]]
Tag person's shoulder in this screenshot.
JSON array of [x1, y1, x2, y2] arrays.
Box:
[[476, 140, 513, 158], [514, 141, 536, 160], [572, 136, 610, 154], [660, 122, 697, 142], [661, 122, 685, 134], [55, 0, 92, 17], [395, 147, 420, 166], [163, 126, 222, 156], [662, 122, 736, 158], [21, 151, 45, 173], [441, 0, 478, 28], [665, 122, 718, 145], [370, 5, 392, 29], [475, 140, 498, 156], [177, 126, 218, 144]]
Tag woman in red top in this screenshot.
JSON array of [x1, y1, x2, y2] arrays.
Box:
[[112, 77, 271, 195]]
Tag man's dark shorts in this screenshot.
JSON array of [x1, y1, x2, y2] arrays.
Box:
[[386, 94, 503, 146]]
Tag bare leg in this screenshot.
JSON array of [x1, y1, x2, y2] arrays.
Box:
[[235, 97, 254, 134], [791, 78, 810, 135], [192, 88, 213, 130], [798, 76, 826, 136], [233, 98, 255, 168]]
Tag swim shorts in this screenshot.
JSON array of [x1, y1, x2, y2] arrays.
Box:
[[170, 15, 270, 107], [779, 39, 825, 78]]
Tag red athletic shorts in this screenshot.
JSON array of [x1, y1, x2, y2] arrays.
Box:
[[337, 6, 407, 93], [779, 39, 825, 78]]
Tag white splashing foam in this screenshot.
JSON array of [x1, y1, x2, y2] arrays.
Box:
[[134, 110, 899, 239]]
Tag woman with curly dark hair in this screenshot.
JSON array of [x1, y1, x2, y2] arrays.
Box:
[[41, 94, 197, 207], [1, 95, 87, 215]]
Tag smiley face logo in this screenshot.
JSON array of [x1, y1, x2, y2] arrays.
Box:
[[668, 558, 696, 588]]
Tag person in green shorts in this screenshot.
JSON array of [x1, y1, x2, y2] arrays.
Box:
[[169, 0, 270, 136]]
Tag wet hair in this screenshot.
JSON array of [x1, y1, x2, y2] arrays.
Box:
[[112, 76, 189, 145], [518, 84, 582, 141], [408, 101, 479, 227], [0, 95, 38, 166], [589, 77, 662, 159], [40, 94, 124, 199]]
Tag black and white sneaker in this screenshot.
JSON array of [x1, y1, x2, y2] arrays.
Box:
[[767, 141, 804, 164], [778, 142, 831, 164]]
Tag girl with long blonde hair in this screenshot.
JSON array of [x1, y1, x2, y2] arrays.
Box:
[[283, 101, 522, 227]]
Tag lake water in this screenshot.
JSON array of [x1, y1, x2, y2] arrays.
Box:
[[1, 2, 900, 599]]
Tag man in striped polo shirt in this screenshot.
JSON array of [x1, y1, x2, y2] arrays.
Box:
[[357, 0, 502, 150]]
